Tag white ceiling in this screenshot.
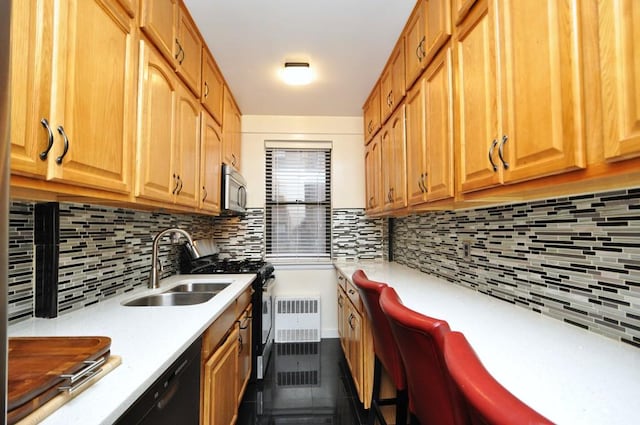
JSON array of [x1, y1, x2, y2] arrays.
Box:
[[183, 0, 417, 117]]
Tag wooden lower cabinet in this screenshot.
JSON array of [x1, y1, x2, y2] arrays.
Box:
[[336, 271, 374, 408], [200, 288, 252, 425], [203, 327, 239, 425]]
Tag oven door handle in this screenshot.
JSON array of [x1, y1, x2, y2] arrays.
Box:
[[263, 275, 276, 290]]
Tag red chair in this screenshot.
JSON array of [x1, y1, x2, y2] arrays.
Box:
[[352, 270, 408, 425], [443, 331, 554, 425], [379, 286, 467, 425]]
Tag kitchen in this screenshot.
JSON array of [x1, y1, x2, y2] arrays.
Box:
[[2, 0, 640, 424]]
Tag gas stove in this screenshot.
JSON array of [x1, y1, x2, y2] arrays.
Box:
[[180, 251, 274, 280]]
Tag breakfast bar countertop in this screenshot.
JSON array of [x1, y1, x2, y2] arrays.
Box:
[[334, 261, 640, 425], [7, 273, 256, 425]]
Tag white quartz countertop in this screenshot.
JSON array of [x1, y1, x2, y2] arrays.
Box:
[[334, 261, 640, 425], [8, 273, 256, 425]]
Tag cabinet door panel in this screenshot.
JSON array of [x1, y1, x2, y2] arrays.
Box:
[[222, 87, 241, 169], [498, 0, 585, 183], [10, 0, 54, 178], [390, 106, 407, 209], [201, 50, 224, 124], [203, 328, 239, 425], [176, 5, 202, 96], [136, 40, 176, 203], [200, 111, 222, 213], [365, 135, 382, 213], [406, 79, 427, 206], [140, 0, 176, 64], [424, 46, 454, 201], [237, 306, 252, 405], [363, 85, 381, 142], [425, 0, 452, 63], [405, 1, 426, 90], [175, 83, 200, 207], [50, 0, 134, 193], [599, 0, 640, 162], [455, 4, 501, 193]]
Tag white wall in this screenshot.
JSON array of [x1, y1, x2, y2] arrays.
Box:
[[240, 115, 365, 209], [272, 267, 339, 339], [240, 115, 365, 337]]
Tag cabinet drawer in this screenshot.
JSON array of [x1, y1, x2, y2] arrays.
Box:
[[235, 286, 253, 318], [337, 271, 348, 291], [202, 303, 236, 359]]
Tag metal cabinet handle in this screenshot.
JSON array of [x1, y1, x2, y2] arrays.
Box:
[[172, 174, 179, 194], [231, 153, 237, 166], [367, 120, 373, 133], [177, 176, 183, 194], [39, 118, 55, 160], [348, 313, 355, 329], [418, 173, 428, 193], [174, 39, 181, 60], [498, 134, 509, 169], [55, 126, 69, 165], [389, 90, 393, 107], [488, 139, 499, 172], [202, 186, 207, 202], [420, 37, 426, 58], [204, 81, 209, 98]]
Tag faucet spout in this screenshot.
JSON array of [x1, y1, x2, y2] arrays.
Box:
[[149, 228, 200, 289]]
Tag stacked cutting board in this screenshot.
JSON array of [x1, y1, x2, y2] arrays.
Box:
[[8, 337, 120, 424]]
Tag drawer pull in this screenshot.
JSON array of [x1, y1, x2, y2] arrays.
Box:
[[55, 125, 70, 165], [488, 138, 499, 172], [39, 118, 54, 160]]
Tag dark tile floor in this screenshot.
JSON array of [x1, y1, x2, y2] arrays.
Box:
[[237, 339, 367, 425]]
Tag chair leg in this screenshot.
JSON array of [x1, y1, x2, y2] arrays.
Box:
[[395, 388, 408, 425], [368, 357, 383, 425]]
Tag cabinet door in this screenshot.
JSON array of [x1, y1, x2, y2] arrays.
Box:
[[380, 125, 394, 211], [405, 1, 426, 90], [174, 82, 201, 207], [203, 327, 239, 425], [201, 49, 224, 124], [365, 134, 382, 214], [424, 46, 454, 202], [9, 0, 54, 178], [347, 305, 364, 402], [455, 2, 502, 193], [135, 40, 176, 203], [498, 0, 585, 184], [425, 0, 452, 63], [222, 87, 241, 169], [140, 0, 177, 65], [237, 305, 252, 405], [200, 111, 222, 213], [176, 4, 202, 96], [598, 0, 640, 162], [363, 85, 381, 143], [337, 287, 346, 342], [405, 76, 427, 206], [49, 0, 134, 193], [380, 66, 393, 123], [389, 106, 407, 210]]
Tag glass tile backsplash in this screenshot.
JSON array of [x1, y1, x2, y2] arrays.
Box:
[[7, 188, 639, 349]]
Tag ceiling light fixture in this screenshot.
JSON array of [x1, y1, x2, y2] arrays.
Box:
[[281, 62, 313, 86]]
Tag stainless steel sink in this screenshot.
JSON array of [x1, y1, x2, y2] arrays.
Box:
[[164, 282, 231, 293], [123, 292, 214, 307]]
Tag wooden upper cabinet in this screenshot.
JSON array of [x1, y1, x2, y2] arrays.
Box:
[[382, 105, 407, 211], [424, 0, 452, 64], [364, 134, 382, 214], [406, 0, 451, 91], [381, 41, 406, 123], [200, 110, 223, 213], [405, 1, 427, 90], [454, 0, 478, 25], [598, 0, 640, 163], [11, 0, 135, 194], [136, 39, 177, 203], [406, 46, 455, 208], [201, 48, 225, 125], [140, 0, 177, 65], [456, 0, 585, 194], [174, 81, 201, 208], [175, 3, 202, 96], [222, 86, 241, 169], [10, 0, 54, 178], [363, 83, 381, 144]]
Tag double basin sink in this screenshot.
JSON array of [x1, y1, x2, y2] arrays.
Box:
[[123, 282, 232, 307]]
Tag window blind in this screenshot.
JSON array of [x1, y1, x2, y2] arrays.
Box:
[[265, 147, 331, 262]]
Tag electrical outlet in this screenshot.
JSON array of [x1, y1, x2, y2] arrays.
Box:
[[462, 241, 471, 258]]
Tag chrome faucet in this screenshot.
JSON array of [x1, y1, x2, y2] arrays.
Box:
[[149, 228, 201, 289]]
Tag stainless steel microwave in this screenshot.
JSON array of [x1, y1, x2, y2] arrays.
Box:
[[221, 164, 247, 215]]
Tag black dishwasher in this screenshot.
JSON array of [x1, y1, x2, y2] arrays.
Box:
[[115, 337, 201, 425]]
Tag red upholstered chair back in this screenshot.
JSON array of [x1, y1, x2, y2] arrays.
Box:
[[352, 270, 406, 390], [443, 332, 554, 425], [379, 286, 467, 425]]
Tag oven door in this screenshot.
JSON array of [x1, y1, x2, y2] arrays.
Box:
[[257, 274, 276, 379]]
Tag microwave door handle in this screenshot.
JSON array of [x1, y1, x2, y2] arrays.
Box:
[[239, 186, 247, 208]]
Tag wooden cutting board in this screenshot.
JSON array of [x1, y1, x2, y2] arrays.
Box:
[[8, 336, 112, 424]]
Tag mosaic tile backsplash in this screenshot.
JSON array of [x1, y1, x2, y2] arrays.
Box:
[[7, 204, 384, 322], [392, 188, 640, 348]]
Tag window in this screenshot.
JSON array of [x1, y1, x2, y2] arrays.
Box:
[[265, 145, 331, 262]]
